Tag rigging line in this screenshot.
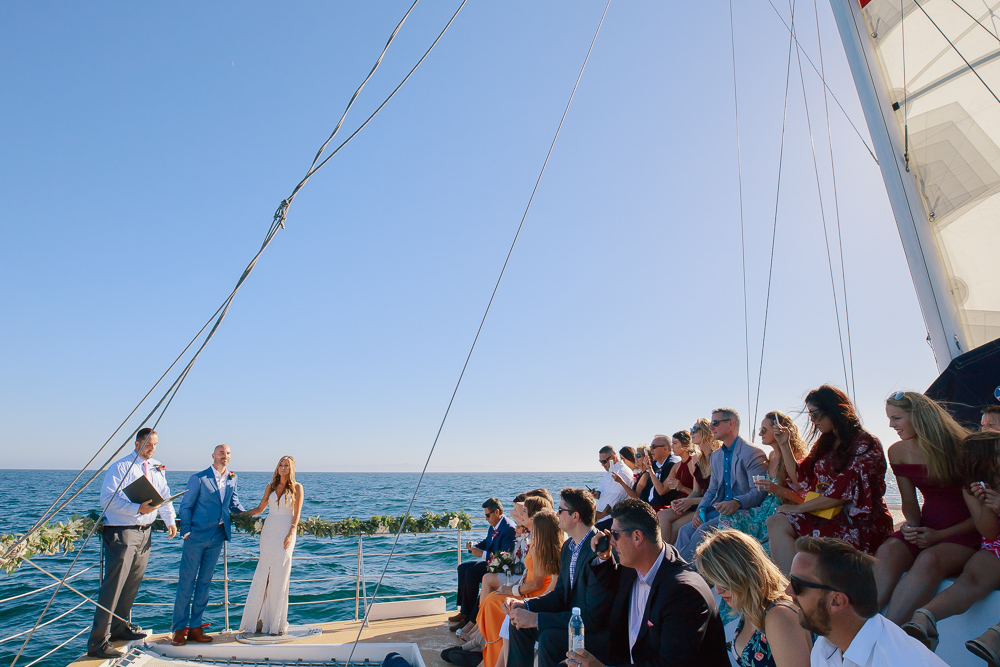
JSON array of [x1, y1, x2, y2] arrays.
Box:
[[791, 0, 852, 393], [5, 301, 228, 558], [815, 0, 855, 400], [731, 0, 752, 437], [0, 601, 87, 644], [752, 0, 797, 435], [914, 0, 1000, 106], [21, 628, 88, 667], [764, 0, 879, 163], [950, 0, 1000, 44], [0, 566, 94, 606], [344, 1, 612, 663], [294, 0, 469, 193]]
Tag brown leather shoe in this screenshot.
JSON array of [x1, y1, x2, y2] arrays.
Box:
[[171, 629, 188, 646], [448, 612, 466, 623], [188, 625, 213, 643]]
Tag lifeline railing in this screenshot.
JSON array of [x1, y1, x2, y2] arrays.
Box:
[[1, 527, 478, 665]]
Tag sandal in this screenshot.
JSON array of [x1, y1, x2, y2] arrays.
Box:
[[901, 608, 939, 652], [967, 624, 1000, 666]]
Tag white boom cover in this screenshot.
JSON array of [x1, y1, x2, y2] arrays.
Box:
[[860, 0, 1000, 350]]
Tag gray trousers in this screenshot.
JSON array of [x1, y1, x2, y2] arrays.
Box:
[[88, 526, 151, 650]]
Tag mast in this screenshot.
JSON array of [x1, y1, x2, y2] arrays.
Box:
[[827, 0, 968, 371]]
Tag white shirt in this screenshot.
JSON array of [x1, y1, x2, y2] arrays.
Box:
[[100, 451, 177, 527], [629, 546, 665, 659], [595, 460, 632, 512], [811, 615, 948, 667], [212, 466, 228, 504]]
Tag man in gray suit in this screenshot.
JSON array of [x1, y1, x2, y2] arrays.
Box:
[[675, 408, 768, 561]]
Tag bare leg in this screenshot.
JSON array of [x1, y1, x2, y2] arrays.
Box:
[[885, 543, 975, 624], [658, 509, 678, 543], [479, 573, 501, 606], [909, 551, 1000, 632], [766, 513, 798, 575], [497, 639, 508, 667], [875, 538, 915, 612], [670, 512, 695, 544]]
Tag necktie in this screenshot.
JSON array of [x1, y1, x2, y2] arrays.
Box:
[[143, 460, 152, 482]]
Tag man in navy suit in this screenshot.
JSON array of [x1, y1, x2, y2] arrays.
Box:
[[568, 498, 728, 667], [449, 497, 516, 629], [171, 444, 245, 646]]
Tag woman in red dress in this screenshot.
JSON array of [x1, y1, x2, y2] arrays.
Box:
[[766, 384, 894, 574], [873, 391, 975, 625]]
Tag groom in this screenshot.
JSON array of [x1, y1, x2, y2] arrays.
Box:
[[171, 444, 245, 646]]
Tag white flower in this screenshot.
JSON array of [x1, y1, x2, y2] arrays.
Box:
[[448, 517, 459, 529], [376, 524, 388, 534], [254, 520, 263, 534]]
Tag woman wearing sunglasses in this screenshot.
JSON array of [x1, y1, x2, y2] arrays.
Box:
[[658, 418, 718, 543], [766, 385, 894, 574], [873, 392, 975, 627], [719, 411, 809, 555], [900, 430, 1000, 655], [696, 529, 811, 667]]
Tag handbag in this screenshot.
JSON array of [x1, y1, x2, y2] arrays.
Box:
[[803, 491, 842, 519]]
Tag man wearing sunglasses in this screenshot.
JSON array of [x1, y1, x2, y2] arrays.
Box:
[[593, 447, 632, 529], [788, 536, 945, 666], [674, 408, 768, 562], [450, 498, 515, 631], [567, 498, 728, 667]]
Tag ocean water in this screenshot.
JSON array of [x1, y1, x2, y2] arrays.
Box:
[[0, 469, 901, 667], [0, 470, 598, 667]]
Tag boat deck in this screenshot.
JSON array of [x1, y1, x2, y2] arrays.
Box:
[[68, 613, 458, 667]]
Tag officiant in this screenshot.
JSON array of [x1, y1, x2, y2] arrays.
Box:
[[87, 428, 178, 659]]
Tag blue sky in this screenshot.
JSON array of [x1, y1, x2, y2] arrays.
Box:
[[0, 1, 938, 472]]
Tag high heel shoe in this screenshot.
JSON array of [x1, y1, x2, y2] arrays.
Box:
[[967, 624, 1000, 666], [901, 608, 939, 651]]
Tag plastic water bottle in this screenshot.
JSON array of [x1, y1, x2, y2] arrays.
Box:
[[568, 606, 585, 654]]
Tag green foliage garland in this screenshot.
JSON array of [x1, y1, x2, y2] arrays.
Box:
[[1, 510, 473, 574]]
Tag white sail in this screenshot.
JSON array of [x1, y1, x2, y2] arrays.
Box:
[[834, 0, 1000, 366]]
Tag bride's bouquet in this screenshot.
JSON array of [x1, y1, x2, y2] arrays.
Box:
[[486, 551, 525, 576]]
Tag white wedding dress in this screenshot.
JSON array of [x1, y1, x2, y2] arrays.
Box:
[[239, 491, 296, 634]]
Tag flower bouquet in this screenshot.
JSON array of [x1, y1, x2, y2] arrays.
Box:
[[487, 551, 525, 586]]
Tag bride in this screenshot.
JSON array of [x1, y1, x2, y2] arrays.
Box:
[[239, 456, 304, 635]]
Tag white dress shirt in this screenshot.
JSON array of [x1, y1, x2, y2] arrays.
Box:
[[629, 546, 665, 659], [212, 466, 228, 504], [811, 614, 948, 667], [100, 451, 176, 527], [596, 460, 632, 512]]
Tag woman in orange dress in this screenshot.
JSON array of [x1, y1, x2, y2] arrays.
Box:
[[476, 508, 563, 667]]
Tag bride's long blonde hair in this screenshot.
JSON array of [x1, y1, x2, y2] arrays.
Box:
[[270, 456, 297, 506]]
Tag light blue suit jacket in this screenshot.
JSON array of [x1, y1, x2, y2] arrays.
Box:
[[179, 467, 245, 541], [696, 436, 769, 512]]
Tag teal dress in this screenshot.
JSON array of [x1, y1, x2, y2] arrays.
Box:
[[718, 472, 782, 555], [728, 601, 798, 667]]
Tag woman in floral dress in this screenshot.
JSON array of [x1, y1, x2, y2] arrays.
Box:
[[766, 385, 894, 574]]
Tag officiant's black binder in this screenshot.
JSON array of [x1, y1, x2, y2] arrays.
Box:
[[123, 476, 186, 507]]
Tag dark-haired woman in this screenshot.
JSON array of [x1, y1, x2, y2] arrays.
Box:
[[765, 385, 893, 574], [874, 392, 976, 625], [901, 431, 1000, 653]]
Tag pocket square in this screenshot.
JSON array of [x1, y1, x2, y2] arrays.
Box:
[[647, 620, 653, 627]]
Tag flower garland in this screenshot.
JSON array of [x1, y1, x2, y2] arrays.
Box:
[[0, 510, 474, 574]]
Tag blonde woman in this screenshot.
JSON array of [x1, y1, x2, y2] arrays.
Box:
[[695, 529, 811, 667], [720, 412, 809, 554], [659, 419, 718, 543], [239, 456, 304, 635], [875, 391, 975, 625]]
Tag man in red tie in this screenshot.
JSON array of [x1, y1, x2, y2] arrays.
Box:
[[449, 498, 516, 630]]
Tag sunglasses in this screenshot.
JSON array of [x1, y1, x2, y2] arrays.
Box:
[[710, 418, 732, 427], [807, 408, 824, 421], [556, 507, 572, 515], [649, 444, 665, 450], [599, 457, 612, 465], [689, 427, 698, 434], [789, 575, 840, 596], [609, 529, 630, 541], [890, 391, 905, 401]]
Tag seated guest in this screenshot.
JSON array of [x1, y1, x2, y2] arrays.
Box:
[[720, 412, 809, 554], [646, 434, 682, 511], [874, 392, 976, 625], [614, 445, 653, 503], [594, 447, 632, 529], [766, 386, 894, 574], [450, 498, 516, 631], [696, 529, 812, 667], [465, 508, 562, 667], [505, 489, 612, 667], [660, 419, 717, 543], [900, 430, 1000, 653], [788, 536, 946, 666], [983, 405, 1000, 432], [470, 494, 536, 631], [568, 498, 729, 667], [675, 408, 768, 562], [619, 446, 637, 478]]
